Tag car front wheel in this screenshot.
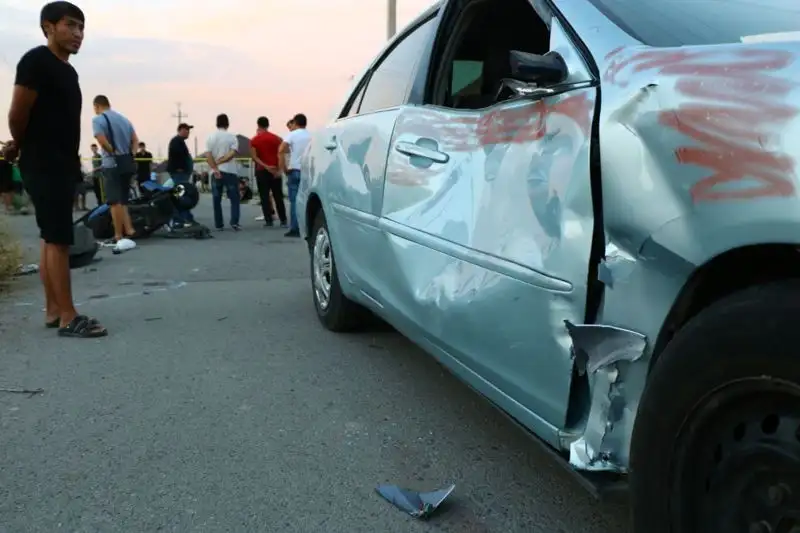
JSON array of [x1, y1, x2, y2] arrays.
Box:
[[630, 281, 800, 533], [309, 209, 369, 332]]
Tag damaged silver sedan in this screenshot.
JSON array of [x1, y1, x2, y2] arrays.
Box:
[[296, 0, 800, 531]]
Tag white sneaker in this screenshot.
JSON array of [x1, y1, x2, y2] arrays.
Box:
[[255, 215, 265, 221], [114, 238, 137, 252]]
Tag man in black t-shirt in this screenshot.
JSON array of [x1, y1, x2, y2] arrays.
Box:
[[2, 1, 106, 337], [135, 141, 152, 193]]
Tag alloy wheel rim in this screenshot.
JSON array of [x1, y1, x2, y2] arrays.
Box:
[[312, 227, 332, 311]]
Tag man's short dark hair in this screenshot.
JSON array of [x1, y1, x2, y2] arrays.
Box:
[[216, 114, 229, 129], [257, 116, 269, 129], [93, 94, 110, 107], [40, 2, 84, 37], [292, 114, 307, 128], [138, 142, 145, 147], [90, 143, 97, 148]]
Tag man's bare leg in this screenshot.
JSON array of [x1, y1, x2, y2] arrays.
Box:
[[45, 243, 78, 328], [121, 205, 136, 237], [40, 240, 59, 324], [2, 192, 12, 213], [109, 203, 125, 241]]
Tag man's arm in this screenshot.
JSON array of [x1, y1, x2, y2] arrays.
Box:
[[205, 137, 220, 177], [215, 137, 238, 165], [129, 126, 139, 153], [6, 51, 44, 156], [167, 137, 183, 172], [92, 116, 115, 154], [278, 140, 290, 174], [249, 145, 267, 169], [205, 150, 219, 175]]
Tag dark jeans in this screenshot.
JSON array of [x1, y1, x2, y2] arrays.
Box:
[[212, 171, 240, 228], [170, 172, 195, 225], [287, 169, 301, 231], [255, 168, 286, 224]]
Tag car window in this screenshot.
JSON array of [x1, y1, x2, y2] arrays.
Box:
[[340, 81, 368, 119], [587, 0, 800, 47], [358, 18, 436, 114]]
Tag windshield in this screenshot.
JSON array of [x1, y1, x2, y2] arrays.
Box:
[[586, 0, 800, 47]]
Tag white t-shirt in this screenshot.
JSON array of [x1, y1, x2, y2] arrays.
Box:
[[206, 129, 239, 174], [284, 128, 311, 171]]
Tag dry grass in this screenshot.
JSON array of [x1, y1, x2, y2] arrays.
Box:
[[0, 218, 22, 289]]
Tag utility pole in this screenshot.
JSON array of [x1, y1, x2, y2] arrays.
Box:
[[172, 102, 188, 125], [387, 0, 397, 40]]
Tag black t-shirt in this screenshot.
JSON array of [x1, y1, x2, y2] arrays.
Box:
[[167, 135, 190, 173], [136, 150, 152, 176], [14, 45, 82, 177]]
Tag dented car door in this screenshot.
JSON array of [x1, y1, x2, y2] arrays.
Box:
[[378, 17, 599, 433]]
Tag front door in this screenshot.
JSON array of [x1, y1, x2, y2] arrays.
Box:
[[378, 15, 598, 430]]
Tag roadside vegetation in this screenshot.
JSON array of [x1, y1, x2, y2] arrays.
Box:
[[0, 218, 21, 289]]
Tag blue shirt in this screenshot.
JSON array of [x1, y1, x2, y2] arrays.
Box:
[[91, 109, 134, 168]]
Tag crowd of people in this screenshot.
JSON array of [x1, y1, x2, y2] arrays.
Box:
[[0, 1, 313, 338]]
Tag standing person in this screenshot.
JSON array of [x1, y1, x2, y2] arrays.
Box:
[[89, 142, 103, 206], [135, 142, 152, 194], [278, 113, 310, 238], [167, 122, 195, 227], [250, 116, 286, 228], [91, 94, 138, 245], [4, 1, 106, 337], [205, 113, 241, 231]]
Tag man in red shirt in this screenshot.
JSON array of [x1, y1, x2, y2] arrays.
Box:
[[249, 116, 286, 227]]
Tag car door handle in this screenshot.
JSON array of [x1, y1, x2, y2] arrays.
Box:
[[395, 141, 449, 164], [324, 137, 337, 151]]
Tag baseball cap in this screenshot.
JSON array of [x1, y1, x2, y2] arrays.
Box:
[[177, 123, 194, 131]]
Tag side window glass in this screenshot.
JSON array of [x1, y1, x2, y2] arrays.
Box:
[[340, 81, 368, 119], [359, 18, 436, 114]]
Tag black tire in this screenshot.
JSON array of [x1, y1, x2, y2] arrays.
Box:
[[309, 209, 370, 332], [630, 281, 800, 533]]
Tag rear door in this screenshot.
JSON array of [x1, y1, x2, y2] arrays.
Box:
[[378, 3, 599, 431], [322, 15, 439, 300]]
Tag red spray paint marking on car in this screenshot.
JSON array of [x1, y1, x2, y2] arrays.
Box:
[[605, 47, 798, 202]]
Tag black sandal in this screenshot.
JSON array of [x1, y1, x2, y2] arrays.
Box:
[[57, 315, 108, 338], [47, 317, 97, 329]]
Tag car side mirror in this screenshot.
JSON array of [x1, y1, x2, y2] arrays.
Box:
[[509, 50, 568, 86]]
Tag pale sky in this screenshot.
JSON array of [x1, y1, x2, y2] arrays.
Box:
[[0, 0, 435, 159]]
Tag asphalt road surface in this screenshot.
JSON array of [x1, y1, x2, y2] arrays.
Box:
[[0, 196, 630, 533]]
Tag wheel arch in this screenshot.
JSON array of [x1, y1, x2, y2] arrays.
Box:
[[651, 243, 800, 369], [305, 192, 323, 241]]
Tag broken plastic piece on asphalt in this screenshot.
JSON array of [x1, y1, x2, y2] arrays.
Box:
[[14, 263, 39, 276], [0, 387, 44, 397], [375, 483, 455, 519]]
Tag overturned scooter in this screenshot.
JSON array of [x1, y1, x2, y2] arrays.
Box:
[[77, 180, 211, 241]]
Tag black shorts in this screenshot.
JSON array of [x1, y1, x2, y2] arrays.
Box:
[[103, 167, 132, 205], [23, 172, 75, 245]]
